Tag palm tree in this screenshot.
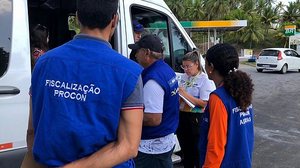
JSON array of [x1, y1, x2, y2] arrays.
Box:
[[203, 0, 231, 20], [275, 2, 286, 15], [165, 0, 186, 20], [239, 13, 265, 49], [282, 1, 300, 23], [260, 6, 279, 33], [186, 0, 205, 20], [241, 0, 256, 14]]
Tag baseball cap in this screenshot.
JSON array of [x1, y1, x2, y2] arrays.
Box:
[[132, 20, 144, 32], [128, 34, 164, 53]]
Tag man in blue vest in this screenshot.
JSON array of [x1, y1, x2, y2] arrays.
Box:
[[128, 34, 179, 168], [27, 0, 144, 167]]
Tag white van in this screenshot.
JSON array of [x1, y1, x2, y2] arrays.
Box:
[[0, 0, 198, 167]]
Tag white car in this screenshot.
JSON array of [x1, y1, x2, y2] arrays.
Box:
[[256, 48, 300, 74]]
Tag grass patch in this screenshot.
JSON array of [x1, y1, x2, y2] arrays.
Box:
[[240, 61, 256, 67]]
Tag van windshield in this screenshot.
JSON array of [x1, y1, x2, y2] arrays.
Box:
[[0, 0, 12, 77]]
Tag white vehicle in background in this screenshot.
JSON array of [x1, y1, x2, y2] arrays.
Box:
[[0, 0, 203, 167], [256, 48, 300, 74]]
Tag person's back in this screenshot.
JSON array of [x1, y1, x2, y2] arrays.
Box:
[[32, 35, 141, 166], [29, 0, 144, 167], [199, 43, 254, 168]]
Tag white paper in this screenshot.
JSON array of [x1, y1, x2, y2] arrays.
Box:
[[179, 94, 195, 108]]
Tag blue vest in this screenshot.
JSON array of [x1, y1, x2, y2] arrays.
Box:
[[199, 86, 254, 168], [141, 59, 179, 139], [31, 35, 142, 167]]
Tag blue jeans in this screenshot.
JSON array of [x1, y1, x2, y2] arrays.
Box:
[[134, 147, 174, 168]]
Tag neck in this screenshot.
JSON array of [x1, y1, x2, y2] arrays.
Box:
[[80, 26, 111, 42], [144, 58, 159, 68], [214, 76, 224, 87], [191, 70, 201, 77]]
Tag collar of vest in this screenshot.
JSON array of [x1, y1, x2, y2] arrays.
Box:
[[74, 34, 112, 48]]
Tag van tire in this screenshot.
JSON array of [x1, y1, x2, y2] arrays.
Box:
[[280, 64, 287, 74], [257, 69, 263, 72]]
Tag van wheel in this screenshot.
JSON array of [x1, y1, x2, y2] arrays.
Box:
[[280, 64, 287, 74], [257, 69, 263, 72]]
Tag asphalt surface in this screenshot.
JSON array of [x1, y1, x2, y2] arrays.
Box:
[[175, 64, 300, 168], [242, 64, 300, 168]]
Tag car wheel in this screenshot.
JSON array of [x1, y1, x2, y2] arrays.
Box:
[[280, 64, 287, 74], [257, 69, 263, 72], [298, 69, 300, 72]]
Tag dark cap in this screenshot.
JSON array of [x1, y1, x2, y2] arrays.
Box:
[[132, 20, 144, 32], [128, 34, 164, 53]]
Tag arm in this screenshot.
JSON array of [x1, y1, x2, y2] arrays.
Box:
[[63, 76, 144, 168], [203, 94, 228, 168], [63, 109, 143, 168], [143, 113, 162, 126], [27, 98, 34, 151], [179, 87, 207, 107], [142, 80, 164, 126], [21, 98, 46, 168], [179, 78, 215, 108]]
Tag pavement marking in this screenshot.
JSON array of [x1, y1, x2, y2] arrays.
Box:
[[255, 127, 300, 145]]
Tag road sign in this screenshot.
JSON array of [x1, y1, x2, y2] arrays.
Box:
[[285, 25, 296, 36]]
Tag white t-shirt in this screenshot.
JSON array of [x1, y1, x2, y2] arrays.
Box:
[[139, 79, 176, 154], [178, 72, 216, 112]]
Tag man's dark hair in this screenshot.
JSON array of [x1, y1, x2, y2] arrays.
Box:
[[77, 0, 119, 29]]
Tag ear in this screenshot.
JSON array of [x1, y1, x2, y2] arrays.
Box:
[[208, 63, 214, 73], [111, 14, 119, 29], [145, 49, 151, 57], [75, 11, 81, 27]]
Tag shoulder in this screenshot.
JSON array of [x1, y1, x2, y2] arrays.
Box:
[[144, 80, 164, 92], [113, 52, 143, 76], [212, 86, 231, 103], [209, 93, 222, 104], [37, 41, 73, 61], [196, 73, 212, 85], [197, 72, 209, 80]]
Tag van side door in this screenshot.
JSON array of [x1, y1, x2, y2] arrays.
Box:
[[123, 2, 196, 73], [0, 0, 31, 158]]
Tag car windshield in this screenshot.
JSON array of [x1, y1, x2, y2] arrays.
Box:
[[260, 50, 279, 56]]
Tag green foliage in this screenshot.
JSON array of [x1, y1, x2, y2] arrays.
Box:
[[164, 0, 300, 49], [68, 16, 80, 34]]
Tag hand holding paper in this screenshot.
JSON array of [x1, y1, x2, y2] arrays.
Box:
[[179, 93, 195, 108]]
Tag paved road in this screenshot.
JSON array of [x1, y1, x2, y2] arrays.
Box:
[[175, 64, 300, 168], [241, 64, 300, 168]]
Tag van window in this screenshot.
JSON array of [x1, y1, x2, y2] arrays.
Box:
[[131, 7, 171, 65], [0, 0, 12, 77], [27, 1, 119, 54], [131, 6, 191, 72], [170, 22, 189, 73], [28, 1, 77, 50]]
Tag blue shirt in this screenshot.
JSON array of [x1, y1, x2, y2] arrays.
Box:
[[31, 35, 142, 167]]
